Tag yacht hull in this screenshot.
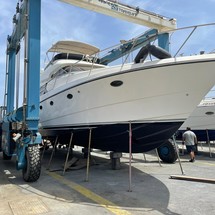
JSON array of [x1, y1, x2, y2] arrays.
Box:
[[39, 55, 215, 152]]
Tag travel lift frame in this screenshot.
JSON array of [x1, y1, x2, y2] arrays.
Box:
[[0, 0, 42, 182], [0, 0, 178, 182]]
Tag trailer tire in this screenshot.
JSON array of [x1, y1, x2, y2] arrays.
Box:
[[22, 145, 41, 182], [157, 139, 177, 163], [3, 151, 12, 160]]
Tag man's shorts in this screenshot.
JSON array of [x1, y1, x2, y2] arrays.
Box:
[[186, 145, 195, 153]]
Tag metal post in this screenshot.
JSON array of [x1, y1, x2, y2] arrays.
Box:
[[47, 136, 58, 170], [128, 122, 132, 192], [63, 132, 73, 175], [172, 135, 185, 175], [206, 129, 212, 158], [143, 153, 146, 162], [7, 51, 16, 113], [26, 0, 41, 133], [15, 50, 20, 109], [155, 149, 162, 167], [85, 128, 92, 182]]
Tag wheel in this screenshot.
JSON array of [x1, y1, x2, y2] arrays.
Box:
[[22, 145, 41, 182], [157, 139, 178, 163], [3, 151, 12, 160]]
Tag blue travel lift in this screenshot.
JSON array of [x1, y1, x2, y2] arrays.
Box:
[[0, 0, 172, 182], [0, 0, 42, 182]]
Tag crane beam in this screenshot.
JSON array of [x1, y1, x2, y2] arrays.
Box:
[[59, 0, 177, 32]]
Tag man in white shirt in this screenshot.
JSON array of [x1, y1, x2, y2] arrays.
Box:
[[182, 127, 197, 162]]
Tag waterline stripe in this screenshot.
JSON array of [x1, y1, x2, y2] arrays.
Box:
[[47, 171, 131, 215]]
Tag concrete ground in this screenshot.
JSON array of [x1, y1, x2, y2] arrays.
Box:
[[0, 143, 214, 215]]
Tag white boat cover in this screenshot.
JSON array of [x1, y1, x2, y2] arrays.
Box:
[[48, 41, 100, 55]]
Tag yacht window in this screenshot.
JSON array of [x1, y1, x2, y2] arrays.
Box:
[[67, 94, 73, 99], [51, 66, 85, 79], [55, 66, 70, 78], [70, 66, 85, 72]]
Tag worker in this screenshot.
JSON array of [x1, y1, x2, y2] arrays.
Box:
[[182, 127, 198, 162]]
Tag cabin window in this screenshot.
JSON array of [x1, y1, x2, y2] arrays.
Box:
[[205, 111, 214, 115], [50, 101, 54, 106], [110, 80, 123, 87], [51, 66, 85, 79], [40, 106, 43, 110], [67, 94, 73, 99]]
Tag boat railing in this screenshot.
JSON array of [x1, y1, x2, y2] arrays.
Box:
[[169, 22, 215, 57]]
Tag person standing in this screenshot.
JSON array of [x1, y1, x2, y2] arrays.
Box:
[[182, 127, 197, 162]]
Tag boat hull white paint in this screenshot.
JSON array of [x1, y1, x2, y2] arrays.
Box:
[[178, 98, 215, 141]]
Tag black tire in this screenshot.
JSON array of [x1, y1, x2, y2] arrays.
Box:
[[157, 139, 178, 163], [22, 145, 41, 182], [3, 151, 12, 160]]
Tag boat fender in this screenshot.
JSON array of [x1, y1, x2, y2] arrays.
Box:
[[148, 45, 172, 59], [134, 45, 149, 63]]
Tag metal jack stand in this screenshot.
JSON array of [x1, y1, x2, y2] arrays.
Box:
[[128, 122, 132, 192], [143, 153, 147, 162], [63, 132, 74, 175], [85, 128, 92, 182], [47, 136, 58, 170], [206, 129, 213, 158], [155, 148, 162, 167], [172, 135, 185, 175]]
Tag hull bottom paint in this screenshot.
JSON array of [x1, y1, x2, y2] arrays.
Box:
[[40, 121, 182, 153], [177, 129, 215, 142]]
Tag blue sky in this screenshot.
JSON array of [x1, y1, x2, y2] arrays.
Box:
[[1, 0, 215, 106]]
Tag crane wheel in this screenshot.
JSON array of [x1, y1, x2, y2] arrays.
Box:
[[157, 139, 178, 163], [22, 145, 41, 182]]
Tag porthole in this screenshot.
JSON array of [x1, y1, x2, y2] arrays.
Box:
[[110, 80, 123, 87], [67, 94, 73, 99], [40, 105, 43, 110], [205, 111, 214, 115], [50, 101, 54, 106]]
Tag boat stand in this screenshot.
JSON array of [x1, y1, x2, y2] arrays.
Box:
[[47, 136, 59, 170], [206, 129, 213, 158], [143, 153, 147, 162], [110, 152, 122, 170], [172, 135, 185, 175], [142, 150, 161, 166], [63, 132, 74, 175], [155, 148, 162, 167], [85, 128, 92, 182], [128, 122, 132, 192]]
